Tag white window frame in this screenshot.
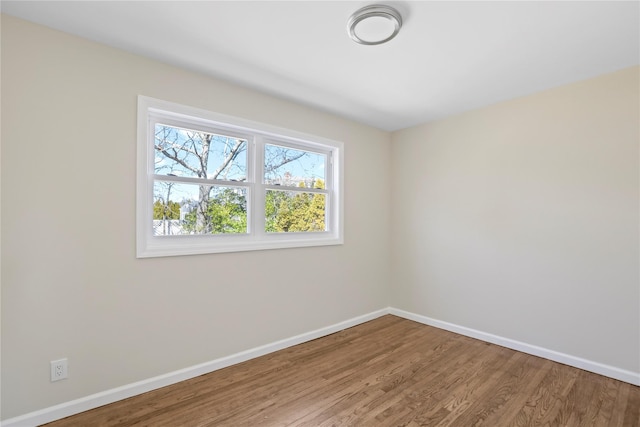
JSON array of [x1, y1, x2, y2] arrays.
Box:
[[137, 96, 344, 258]]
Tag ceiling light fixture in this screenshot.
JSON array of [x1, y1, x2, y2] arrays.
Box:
[[347, 4, 402, 45]]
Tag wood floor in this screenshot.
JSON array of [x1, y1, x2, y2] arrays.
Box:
[[44, 315, 639, 427]]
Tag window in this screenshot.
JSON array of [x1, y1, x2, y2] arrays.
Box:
[[137, 96, 343, 257]]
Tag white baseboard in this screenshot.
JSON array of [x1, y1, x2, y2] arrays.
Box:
[[1, 308, 389, 427], [4, 306, 638, 426], [388, 307, 640, 386]]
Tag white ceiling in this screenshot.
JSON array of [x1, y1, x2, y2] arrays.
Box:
[[2, 1, 639, 131]]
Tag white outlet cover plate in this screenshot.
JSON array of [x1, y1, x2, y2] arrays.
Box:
[[50, 358, 68, 382]]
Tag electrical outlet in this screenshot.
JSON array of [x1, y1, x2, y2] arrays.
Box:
[[50, 358, 68, 382]]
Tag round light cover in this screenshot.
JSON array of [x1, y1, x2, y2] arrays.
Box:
[[348, 5, 402, 45]]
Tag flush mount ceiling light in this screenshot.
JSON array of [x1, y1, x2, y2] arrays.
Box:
[[347, 4, 403, 45]]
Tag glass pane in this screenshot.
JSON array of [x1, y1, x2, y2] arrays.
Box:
[[265, 189, 326, 233], [154, 124, 247, 181], [264, 144, 326, 188], [153, 181, 247, 235]]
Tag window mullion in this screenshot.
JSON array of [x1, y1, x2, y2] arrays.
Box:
[[253, 137, 266, 239], [325, 149, 333, 231], [326, 150, 333, 191]]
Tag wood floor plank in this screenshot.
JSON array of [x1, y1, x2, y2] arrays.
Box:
[[590, 377, 623, 427], [622, 384, 640, 427], [476, 357, 554, 426], [310, 341, 473, 425], [43, 315, 640, 427], [378, 341, 510, 425], [608, 382, 631, 427], [553, 369, 603, 427], [507, 362, 580, 426], [425, 350, 532, 426]]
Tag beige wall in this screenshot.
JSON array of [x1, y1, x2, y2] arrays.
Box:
[[0, 15, 391, 418], [391, 66, 639, 373]]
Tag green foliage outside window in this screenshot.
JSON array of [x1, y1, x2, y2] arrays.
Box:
[[266, 179, 326, 233], [184, 188, 247, 234], [154, 180, 326, 235], [153, 200, 181, 220]]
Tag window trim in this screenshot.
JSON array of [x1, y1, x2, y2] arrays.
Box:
[[137, 96, 344, 258]]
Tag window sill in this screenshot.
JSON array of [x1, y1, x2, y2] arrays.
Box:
[[137, 233, 344, 258]]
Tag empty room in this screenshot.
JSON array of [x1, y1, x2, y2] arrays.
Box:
[[1, 1, 638, 426]]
